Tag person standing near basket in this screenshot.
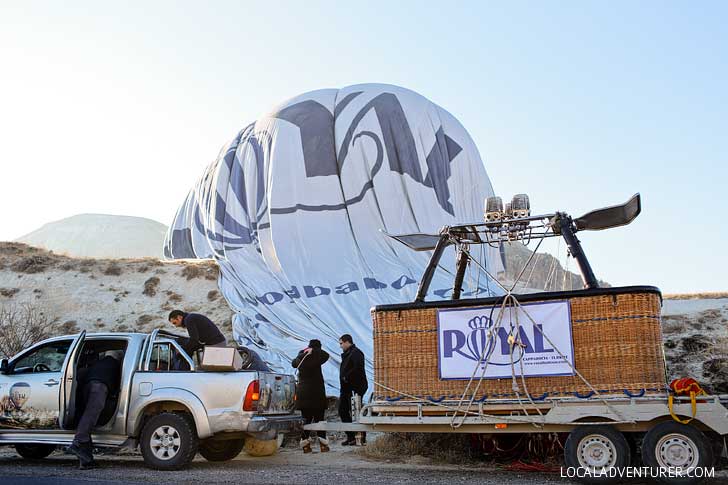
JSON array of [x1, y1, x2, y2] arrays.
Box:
[[338, 333, 368, 446], [292, 339, 330, 453]]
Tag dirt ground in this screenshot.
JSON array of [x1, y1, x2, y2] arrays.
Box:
[[0, 441, 584, 485], [1, 439, 726, 484]]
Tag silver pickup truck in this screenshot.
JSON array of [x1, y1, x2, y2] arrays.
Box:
[[0, 329, 300, 469]]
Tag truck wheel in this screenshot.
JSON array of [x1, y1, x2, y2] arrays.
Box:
[[140, 412, 198, 470], [199, 438, 245, 462], [564, 425, 631, 484], [15, 443, 56, 460], [641, 421, 713, 484], [243, 436, 280, 457]]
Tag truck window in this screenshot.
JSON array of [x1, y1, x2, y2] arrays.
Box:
[[11, 340, 73, 374], [149, 342, 190, 372]]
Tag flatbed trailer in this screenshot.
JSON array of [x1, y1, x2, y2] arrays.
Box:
[[306, 394, 728, 435], [306, 394, 727, 484], [307, 195, 727, 483]]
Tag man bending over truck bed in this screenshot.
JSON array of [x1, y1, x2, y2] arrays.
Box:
[[168, 310, 226, 356]]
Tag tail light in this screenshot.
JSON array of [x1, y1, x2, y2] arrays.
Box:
[[243, 379, 260, 411]]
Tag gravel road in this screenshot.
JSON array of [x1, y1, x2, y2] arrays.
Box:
[[0, 442, 581, 485], [1, 442, 725, 484]]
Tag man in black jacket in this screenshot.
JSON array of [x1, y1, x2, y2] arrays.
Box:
[[66, 351, 122, 469], [338, 334, 368, 445], [168, 310, 226, 355]]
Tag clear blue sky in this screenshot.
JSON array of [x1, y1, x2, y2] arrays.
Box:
[[1, 1, 725, 293]]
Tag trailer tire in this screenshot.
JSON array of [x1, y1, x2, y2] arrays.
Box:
[[140, 412, 198, 470], [15, 443, 56, 460], [199, 437, 246, 462], [564, 425, 631, 484], [641, 421, 713, 484]]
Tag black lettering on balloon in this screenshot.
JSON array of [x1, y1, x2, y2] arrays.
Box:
[[364, 278, 387, 290], [390, 274, 417, 290], [304, 286, 331, 297], [335, 282, 360, 294]]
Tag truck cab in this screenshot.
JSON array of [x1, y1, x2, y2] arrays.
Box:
[[0, 330, 300, 469]]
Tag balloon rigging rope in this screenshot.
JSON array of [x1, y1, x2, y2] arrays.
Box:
[[370, 380, 635, 426], [447, 239, 547, 428], [522, 249, 542, 292], [447, 244, 631, 427], [365, 234, 632, 428]]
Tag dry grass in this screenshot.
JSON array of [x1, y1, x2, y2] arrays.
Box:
[[0, 288, 20, 298], [10, 255, 52, 274], [664, 292, 728, 300], [365, 433, 477, 465], [661, 314, 690, 335], [136, 314, 156, 326], [180, 263, 219, 281], [103, 264, 123, 276], [142, 277, 160, 297], [61, 320, 80, 333]]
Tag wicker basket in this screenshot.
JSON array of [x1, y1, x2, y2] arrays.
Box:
[[372, 287, 667, 402]]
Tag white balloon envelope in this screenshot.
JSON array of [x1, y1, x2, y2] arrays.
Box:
[[165, 84, 503, 392]]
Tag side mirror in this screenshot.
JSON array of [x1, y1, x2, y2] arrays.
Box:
[[0, 358, 8, 374], [574, 193, 641, 231]]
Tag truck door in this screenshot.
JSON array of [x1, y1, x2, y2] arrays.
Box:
[[60, 331, 86, 430], [0, 333, 84, 430]]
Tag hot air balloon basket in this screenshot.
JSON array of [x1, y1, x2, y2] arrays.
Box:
[[371, 288, 667, 404]]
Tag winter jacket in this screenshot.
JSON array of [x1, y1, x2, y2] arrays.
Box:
[[292, 348, 329, 410], [79, 356, 121, 394], [180, 313, 226, 354], [339, 344, 368, 396]]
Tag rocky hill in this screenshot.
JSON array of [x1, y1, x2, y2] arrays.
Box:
[[0, 242, 725, 394], [502, 242, 609, 292], [15, 214, 168, 259], [0, 242, 233, 348]]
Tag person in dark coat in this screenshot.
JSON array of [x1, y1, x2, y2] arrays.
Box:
[[292, 339, 330, 453], [338, 333, 368, 445], [66, 351, 122, 469], [168, 310, 226, 355]]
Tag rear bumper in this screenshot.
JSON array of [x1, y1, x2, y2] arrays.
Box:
[[245, 414, 302, 440]]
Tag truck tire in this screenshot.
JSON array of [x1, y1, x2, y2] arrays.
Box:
[[641, 421, 714, 484], [15, 443, 56, 460], [199, 437, 246, 462], [243, 436, 280, 457], [564, 425, 631, 484], [140, 412, 198, 470]]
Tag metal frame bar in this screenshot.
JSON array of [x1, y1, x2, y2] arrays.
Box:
[[556, 213, 599, 289], [414, 234, 451, 303], [304, 395, 728, 435]]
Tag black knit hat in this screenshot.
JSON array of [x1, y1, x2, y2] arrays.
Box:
[[308, 339, 322, 349]]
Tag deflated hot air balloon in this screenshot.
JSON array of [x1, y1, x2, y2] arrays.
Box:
[[165, 84, 502, 390]]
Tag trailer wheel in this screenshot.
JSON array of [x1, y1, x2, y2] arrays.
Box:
[[564, 425, 631, 483], [140, 412, 198, 470], [641, 422, 713, 484], [15, 443, 56, 460], [199, 437, 245, 462]]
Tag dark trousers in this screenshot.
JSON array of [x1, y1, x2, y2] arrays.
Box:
[[73, 381, 109, 448], [338, 387, 366, 442], [300, 408, 326, 439]]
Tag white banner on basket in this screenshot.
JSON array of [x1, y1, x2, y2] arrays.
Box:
[[437, 300, 574, 380]]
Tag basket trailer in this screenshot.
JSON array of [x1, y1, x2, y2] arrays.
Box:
[[306, 394, 728, 483], [306, 194, 728, 483]]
